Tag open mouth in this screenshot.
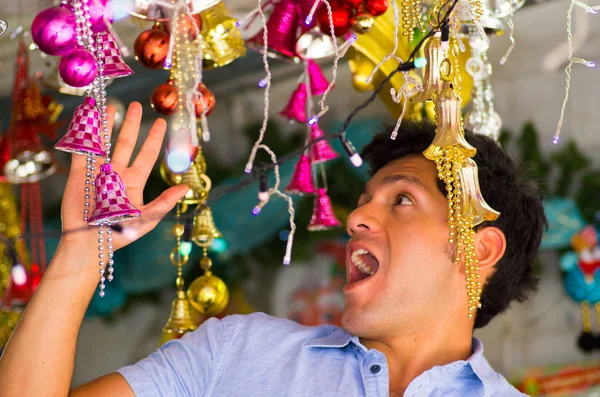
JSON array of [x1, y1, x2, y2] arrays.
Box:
[[348, 248, 380, 284]]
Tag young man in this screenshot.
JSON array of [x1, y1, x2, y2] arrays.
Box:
[[0, 102, 545, 396]]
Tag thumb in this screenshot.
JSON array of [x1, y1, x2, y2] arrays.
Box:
[[142, 184, 189, 228]]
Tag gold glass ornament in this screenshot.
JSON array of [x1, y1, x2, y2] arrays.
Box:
[[410, 34, 445, 103], [192, 206, 222, 246], [187, 256, 229, 316], [458, 158, 500, 226], [198, 2, 246, 69]]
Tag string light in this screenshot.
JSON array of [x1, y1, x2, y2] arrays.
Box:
[[366, 0, 403, 85], [554, 0, 599, 144], [499, 0, 516, 65]]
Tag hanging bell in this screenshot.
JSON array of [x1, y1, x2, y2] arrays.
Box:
[[309, 123, 338, 164], [159, 290, 198, 346], [458, 158, 500, 226], [187, 257, 229, 316], [410, 33, 444, 103], [180, 161, 211, 205], [96, 31, 133, 79], [285, 154, 316, 195], [246, 0, 300, 62], [199, 2, 246, 69], [192, 206, 221, 246], [55, 96, 105, 157], [3, 124, 57, 184], [307, 60, 331, 96], [308, 188, 342, 231], [423, 82, 476, 161], [88, 163, 141, 225], [279, 83, 308, 123]]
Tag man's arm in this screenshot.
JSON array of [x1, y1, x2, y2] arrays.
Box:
[[70, 373, 134, 396], [0, 103, 187, 396]]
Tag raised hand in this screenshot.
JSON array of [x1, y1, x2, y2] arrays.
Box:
[[60, 101, 188, 252]]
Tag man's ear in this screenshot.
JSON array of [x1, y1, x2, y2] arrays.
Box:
[[474, 226, 506, 272]]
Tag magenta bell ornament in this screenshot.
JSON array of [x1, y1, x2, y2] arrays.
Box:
[[55, 96, 105, 157], [308, 188, 342, 231], [307, 60, 331, 96], [279, 83, 308, 123], [88, 163, 141, 225], [59, 49, 98, 87], [285, 154, 316, 195], [310, 124, 338, 164], [31, 5, 78, 56], [96, 31, 133, 79], [246, 0, 300, 61]]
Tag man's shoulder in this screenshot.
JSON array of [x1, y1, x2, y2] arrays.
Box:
[[489, 371, 528, 397], [199, 312, 342, 347]]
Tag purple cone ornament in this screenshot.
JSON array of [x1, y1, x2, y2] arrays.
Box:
[[308, 188, 342, 231], [88, 163, 141, 225], [89, 0, 113, 33], [307, 60, 331, 96], [55, 96, 105, 156], [59, 49, 98, 87], [279, 83, 308, 123], [96, 31, 132, 79], [285, 154, 316, 195], [31, 6, 78, 56], [310, 124, 339, 164], [246, 0, 300, 61]]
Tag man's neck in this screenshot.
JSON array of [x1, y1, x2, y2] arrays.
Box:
[[359, 326, 473, 392]]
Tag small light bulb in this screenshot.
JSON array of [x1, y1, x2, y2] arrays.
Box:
[[305, 16, 312, 25], [258, 78, 267, 88], [166, 149, 192, 173], [283, 255, 291, 265], [308, 116, 318, 125], [252, 205, 262, 216], [552, 135, 560, 144], [11, 264, 27, 286], [414, 57, 427, 69]]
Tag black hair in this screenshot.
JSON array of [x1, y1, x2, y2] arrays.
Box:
[[361, 119, 547, 329]]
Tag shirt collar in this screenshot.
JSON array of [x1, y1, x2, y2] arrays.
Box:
[[306, 329, 497, 397]]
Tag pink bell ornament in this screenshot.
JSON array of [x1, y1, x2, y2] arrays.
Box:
[[88, 163, 141, 225], [246, 0, 300, 62], [55, 96, 105, 157], [308, 188, 342, 231], [285, 154, 316, 195], [310, 124, 338, 164], [307, 60, 331, 96], [279, 83, 308, 123], [96, 31, 133, 79]]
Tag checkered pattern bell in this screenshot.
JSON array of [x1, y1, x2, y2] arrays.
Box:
[[97, 31, 133, 79], [54, 96, 105, 157], [88, 163, 141, 225]]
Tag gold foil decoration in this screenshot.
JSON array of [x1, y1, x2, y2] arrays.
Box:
[[198, 2, 246, 69]]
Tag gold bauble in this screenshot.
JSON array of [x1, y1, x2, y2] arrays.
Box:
[[186, 271, 229, 316], [351, 13, 375, 34]]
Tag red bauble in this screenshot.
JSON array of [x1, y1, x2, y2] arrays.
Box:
[[151, 80, 179, 116], [194, 83, 216, 117], [317, 3, 353, 37], [165, 14, 202, 40], [134, 25, 171, 69], [364, 0, 388, 16], [340, 0, 363, 9]]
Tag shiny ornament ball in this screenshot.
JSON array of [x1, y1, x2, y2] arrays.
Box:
[[194, 83, 216, 117], [165, 14, 202, 40], [317, 3, 353, 37], [31, 6, 78, 56], [134, 27, 171, 69], [88, 0, 113, 33], [58, 49, 98, 87], [151, 80, 179, 116], [351, 13, 375, 34], [364, 0, 388, 16], [186, 273, 229, 316], [340, 0, 363, 8]]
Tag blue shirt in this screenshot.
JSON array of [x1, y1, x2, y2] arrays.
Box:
[[117, 312, 526, 396]]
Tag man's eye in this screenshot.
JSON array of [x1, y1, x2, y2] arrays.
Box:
[[394, 194, 413, 206]]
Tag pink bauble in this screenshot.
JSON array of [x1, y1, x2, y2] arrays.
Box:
[[31, 6, 78, 56], [88, 0, 114, 33], [59, 50, 98, 87]]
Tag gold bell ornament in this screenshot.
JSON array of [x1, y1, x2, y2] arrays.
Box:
[[179, 160, 212, 205], [160, 206, 199, 346], [198, 2, 246, 69], [192, 205, 222, 245]]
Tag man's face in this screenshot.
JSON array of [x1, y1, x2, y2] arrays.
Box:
[[341, 154, 465, 338]]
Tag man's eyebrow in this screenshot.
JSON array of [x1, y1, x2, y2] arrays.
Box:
[[362, 173, 425, 196]]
